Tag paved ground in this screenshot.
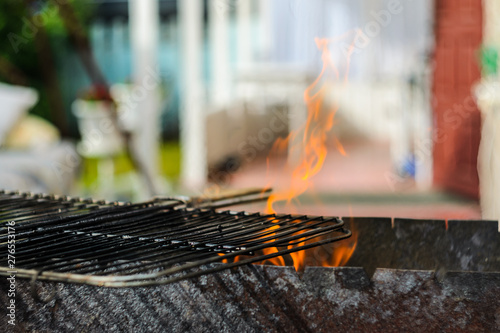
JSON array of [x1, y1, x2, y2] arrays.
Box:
[[226, 140, 481, 220]]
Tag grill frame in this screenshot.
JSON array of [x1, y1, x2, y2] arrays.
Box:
[[0, 190, 351, 287]]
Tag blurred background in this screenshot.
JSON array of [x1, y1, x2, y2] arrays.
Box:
[[0, 0, 497, 220]]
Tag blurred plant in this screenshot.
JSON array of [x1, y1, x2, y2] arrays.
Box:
[[0, 0, 156, 196], [480, 45, 498, 77], [78, 84, 114, 102], [0, 0, 96, 136]]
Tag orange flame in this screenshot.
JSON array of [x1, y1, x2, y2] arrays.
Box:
[[219, 218, 287, 266], [225, 32, 360, 271], [217, 252, 228, 264], [287, 220, 358, 271], [254, 247, 286, 266], [263, 32, 358, 269], [288, 229, 307, 272], [325, 220, 358, 267], [265, 32, 359, 214], [219, 224, 358, 270], [252, 222, 286, 266]]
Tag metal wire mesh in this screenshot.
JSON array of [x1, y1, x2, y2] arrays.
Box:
[[0, 190, 350, 287]]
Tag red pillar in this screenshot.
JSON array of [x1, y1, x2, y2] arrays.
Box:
[[432, 0, 483, 199]]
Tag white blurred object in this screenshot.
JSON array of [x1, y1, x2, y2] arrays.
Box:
[[72, 99, 124, 158], [0, 141, 80, 195], [4, 114, 60, 150], [236, 0, 252, 66], [235, 64, 311, 165], [179, 0, 207, 191], [476, 80, 500, 229], [72, 99, 124, 201], [129, 0, 162, 196], [0, 82, 38, 146], [110, 84, 140, 132], [110, 83, 167, 201], [208, 0, 231, 109], [0, 82, 79, 195]]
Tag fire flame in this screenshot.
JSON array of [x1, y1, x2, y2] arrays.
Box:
[[218, 220, 358, 271], [263, 33, 359, 270], [217, 217, 288, 266], [252, 221, 287, 266], [265, 33, 358, 214], [283, 218, 359, 272], [325, 219, 358, 267], [222, 32, 360, 271]]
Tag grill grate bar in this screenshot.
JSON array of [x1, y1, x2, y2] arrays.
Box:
[[63, 214, 338, 276], [8, 211, 332, 271], [0, 190, 351, 287]]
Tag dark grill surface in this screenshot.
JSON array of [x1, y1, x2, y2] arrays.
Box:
[[0, 190, 350, 287]]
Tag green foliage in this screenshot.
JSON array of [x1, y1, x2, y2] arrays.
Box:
[[160, 141, 181, 180], [0, 0, 95, 124], [480, 45, 498, 77], [0, 1, 38, 78]]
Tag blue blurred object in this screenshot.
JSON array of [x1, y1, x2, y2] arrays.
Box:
[[401, 154, 416, 178]]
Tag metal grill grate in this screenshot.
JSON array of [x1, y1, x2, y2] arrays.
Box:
[[0, 190, 350, 287]]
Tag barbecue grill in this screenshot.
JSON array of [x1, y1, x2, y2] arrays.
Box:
[[2, 189, 500, 332], [0, 189, 350, 287]]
